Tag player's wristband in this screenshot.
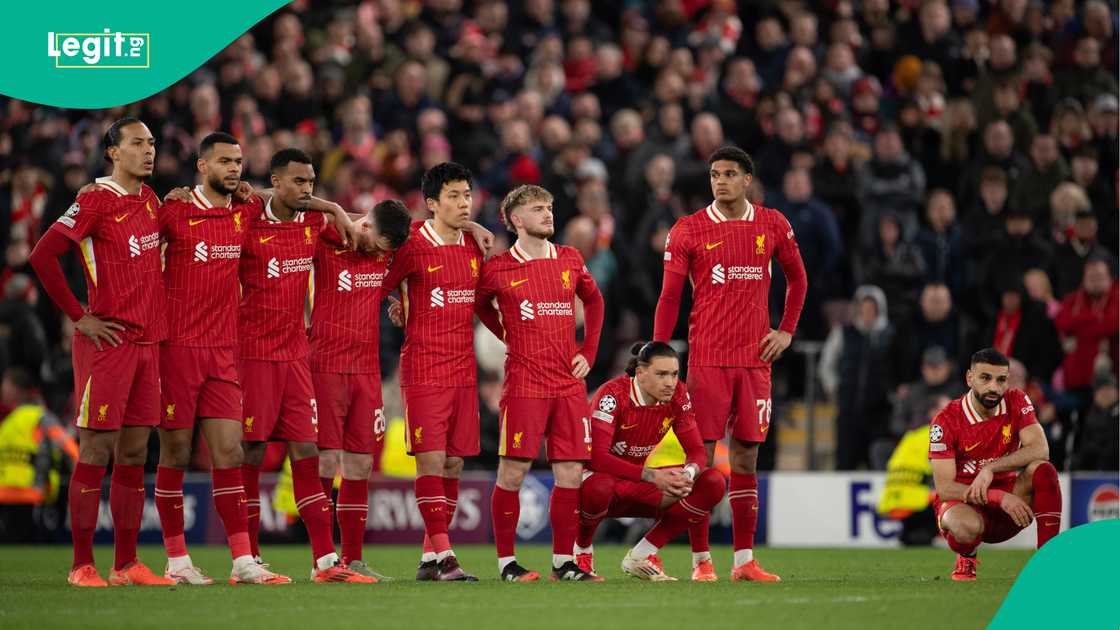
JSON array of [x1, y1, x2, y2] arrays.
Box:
[[683, 464, 698, 482], [986, 489, 1006, 505]]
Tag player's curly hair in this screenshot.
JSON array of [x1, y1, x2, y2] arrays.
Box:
[[498, 184, 553, 233], [707, 145, 755, 175], [624, 341, 678, 377]]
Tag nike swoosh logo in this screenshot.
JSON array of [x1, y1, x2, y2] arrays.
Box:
[[705, 241, 723, 250], [427, 265, 444, 273], [188, 219, 206, 226], [621, 423, 639, 430], [80, 488, 98, 494], [322, 506, 330, 512], [240, 498, 248, 504], [964, 442, 982, 452], [334, 248, 348, 255], [114, 214, 129, 223], [510, 278, 529, 287], [359, 517, 366, 522], [376, 434, 384, 442], [258, 235, 276, 244], [174, 504, 183, 510], [503, 511, 514, 516]]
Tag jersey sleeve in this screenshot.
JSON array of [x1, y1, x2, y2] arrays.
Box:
[[773, 212, 808, 335], [588, 384, 644, 481], [158, 200, 180, 236], [662, 218, 692, 277], [1011, 389, 1040, 433], [928, 409, 957, 460], [380, 242, 412, 297], [48, 191, 104, 243]]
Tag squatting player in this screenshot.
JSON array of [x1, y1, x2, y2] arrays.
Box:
[[310, 199, 411, 579], [380, 162, 488, 582], [475, 184, 605, 582], [237, 148, 372, 583], [29, 117, 174, 586], [154, 132, 290, 585], [654, 145, 807, 582], [577, 342, 726, 581], [929, 348, 1062, 581]]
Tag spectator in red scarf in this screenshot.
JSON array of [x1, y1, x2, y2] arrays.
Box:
[[1055, 258, 1119, 395]]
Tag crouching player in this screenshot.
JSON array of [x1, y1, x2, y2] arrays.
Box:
[[576, 342, 726, 581], [929, 348, 1062, 581]]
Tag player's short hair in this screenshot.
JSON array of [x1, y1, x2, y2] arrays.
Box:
[[421, 161, 473, 203], [707, 145, 755, 175], [372, 199, 412, 250], [102, 117, 145, 163], [625, 341, 679, 377], [199, 132, 240, 158], [269, 148, 313, 174], [970, 348, 1010, 369], [499, 184, 553, 232]]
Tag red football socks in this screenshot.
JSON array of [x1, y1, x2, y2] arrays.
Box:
[[550, 486, 580, 556], [647, 469, 726, 548], [155, 465, 187, 559], [211, 466, 251, 559], [1031, 461, 1062, 548], [729, 472, 759, 552], [336, 478, 368, 564], [577, 473, 614, 548], [291, 456, 335, 562], [416, 475, 450, 553], [241, 462, 261, 557], [110, 464, 145, 570], [69, 462, 105, 569], [491, 485, 520, 557]]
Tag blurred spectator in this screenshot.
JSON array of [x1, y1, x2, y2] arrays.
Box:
[[757, 108, 809, 191], [1071, 374, 1119, 471], [1068, 145, 1119, 251], [0, 274, 47, 381], [1055, 258, 1119, 398], [1024, 268, 1063, 320], [856, 125, 927, 246], [812, 123, 862, 246], [1056, 36, 1119, 104], [856, 212, 927, 324], [895, 283, 972, 383], [914, 189, 964, 295], [959, 120, 1030, 211], [1054, 209, 1116, 298], [977, 209, 1055, 313], [891, 346, 964, 439], [820, 285, 898, 471], [984, 280, 1063, 385], [1012, 134, 1069, 221]]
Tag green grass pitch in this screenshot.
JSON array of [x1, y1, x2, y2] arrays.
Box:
[[0, 544, 1030, 630]]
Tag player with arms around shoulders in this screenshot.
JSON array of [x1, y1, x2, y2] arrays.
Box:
[[475, 184, 605, 582], [929, 348, 1062, 581], [577, 342, 726, 581], [653, 145, 807, 581], [29, 117, 174, 587]]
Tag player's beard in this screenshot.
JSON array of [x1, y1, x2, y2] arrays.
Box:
[[209, 173, 238, 195], [525, 224, 554, 239], [976, 390, 1003, 409]]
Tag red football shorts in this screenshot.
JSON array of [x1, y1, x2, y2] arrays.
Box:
[[581, 471, 662, 518], [72, 337, 159, 430], [936, 478, 1023, 544], [239, 358, 317, 443], [159, 345, 242, 429], [687, 365, 772, 443], [313, 371, 385, 455], [498, 394, 591, 462], [402, 385, 479, 457]]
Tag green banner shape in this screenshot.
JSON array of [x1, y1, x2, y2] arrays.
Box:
[[0, 1, 289, 108], [988, 520, 1120, 629]]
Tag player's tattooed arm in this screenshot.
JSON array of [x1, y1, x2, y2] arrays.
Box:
[[930, 459, 971, 503], [641, 467, 691, 498]]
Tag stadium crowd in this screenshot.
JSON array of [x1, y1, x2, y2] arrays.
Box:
[[0, 0, 1117, 480]]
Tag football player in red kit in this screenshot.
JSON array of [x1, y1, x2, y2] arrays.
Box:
[[653, 146, 807, 581], [237, 148, 373, 583], [577, 342, 726, 581], [310, 199, 411, 579], [929, 348, 1062, 581], [475, 184, 605, 582], [29, 117, 173, 587], [154, 132, 290, 585]]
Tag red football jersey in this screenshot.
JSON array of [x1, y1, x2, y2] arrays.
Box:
[[237, 201, 324, 362], [476, 241, 601, 398], [928, 388, 1040, 484], [663, 202, 805, 368], [47, 177, 166, 343], [588, 376, 705, 481], [309, 224, 389, 374], [160, 187, 260, 347], [380, 220, 484, 387]]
